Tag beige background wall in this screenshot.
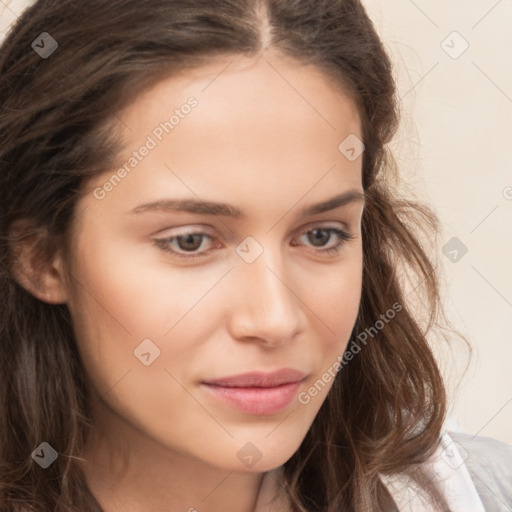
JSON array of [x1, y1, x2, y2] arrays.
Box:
[[2, 0, 511, 444], [362, 0, 512, 445]]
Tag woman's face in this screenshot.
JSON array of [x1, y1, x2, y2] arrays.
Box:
[[66, 53, 365, 474]]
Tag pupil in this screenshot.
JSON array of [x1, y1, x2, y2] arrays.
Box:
[[310, 229, 328, 246], [178, 234, 201, 251]]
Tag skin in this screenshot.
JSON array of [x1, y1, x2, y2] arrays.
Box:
[[25, 51, 365, 511]]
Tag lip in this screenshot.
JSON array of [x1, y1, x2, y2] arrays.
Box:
[[202, 368, 306, 388], [201, 369, 307, 415]]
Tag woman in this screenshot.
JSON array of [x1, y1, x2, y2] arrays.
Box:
[[1, 1, 511, 511]]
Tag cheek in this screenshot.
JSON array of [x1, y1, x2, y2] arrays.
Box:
[[311, 249, 363, 341], [66, 239, 254, 434], [66, 249, 212, 440], [67, 230, 223, 340], [302, 251, 363, 395]]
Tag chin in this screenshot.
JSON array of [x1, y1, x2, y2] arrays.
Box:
[[231, 431, 307, 473]]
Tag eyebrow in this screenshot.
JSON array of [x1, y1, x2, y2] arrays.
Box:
[[129, 189, 366, 219]]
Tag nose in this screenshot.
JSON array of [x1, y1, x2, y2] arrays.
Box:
[[226, 245, 307, 347]]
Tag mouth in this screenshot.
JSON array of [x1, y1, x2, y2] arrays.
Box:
[[201, 368, 307, 415]]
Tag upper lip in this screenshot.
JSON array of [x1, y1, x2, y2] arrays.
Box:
[[202, 368, 306, 388]]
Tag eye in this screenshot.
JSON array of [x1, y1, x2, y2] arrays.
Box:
[[152, 230, 216, 259], [293, 226, 355, 255], [152, 225, 355, 260]]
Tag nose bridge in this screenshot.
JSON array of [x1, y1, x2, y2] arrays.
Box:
[[228, 237, 304, 344]]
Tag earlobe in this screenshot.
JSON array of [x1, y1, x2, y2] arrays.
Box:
[[9, 222, 69, 304]]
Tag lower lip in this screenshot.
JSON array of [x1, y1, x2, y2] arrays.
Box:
[[201, 381, 303, 415]]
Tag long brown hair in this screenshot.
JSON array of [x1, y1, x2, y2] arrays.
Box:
[[1, 1, 464, 510]]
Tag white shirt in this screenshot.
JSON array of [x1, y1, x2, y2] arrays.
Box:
[[382, 431, 485, 511]]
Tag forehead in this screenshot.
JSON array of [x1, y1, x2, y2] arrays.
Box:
[[118, 52, 361, 145], [80, 53, 363, 225]]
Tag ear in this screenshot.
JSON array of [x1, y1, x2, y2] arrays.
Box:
[[9, 220, 69, 304]]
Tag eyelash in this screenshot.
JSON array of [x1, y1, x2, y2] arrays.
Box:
[[152, 226, 355, 260]]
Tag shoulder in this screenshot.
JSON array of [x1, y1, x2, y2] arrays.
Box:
[[447, 430, 512, 511], [381, 431, 512, 512]]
